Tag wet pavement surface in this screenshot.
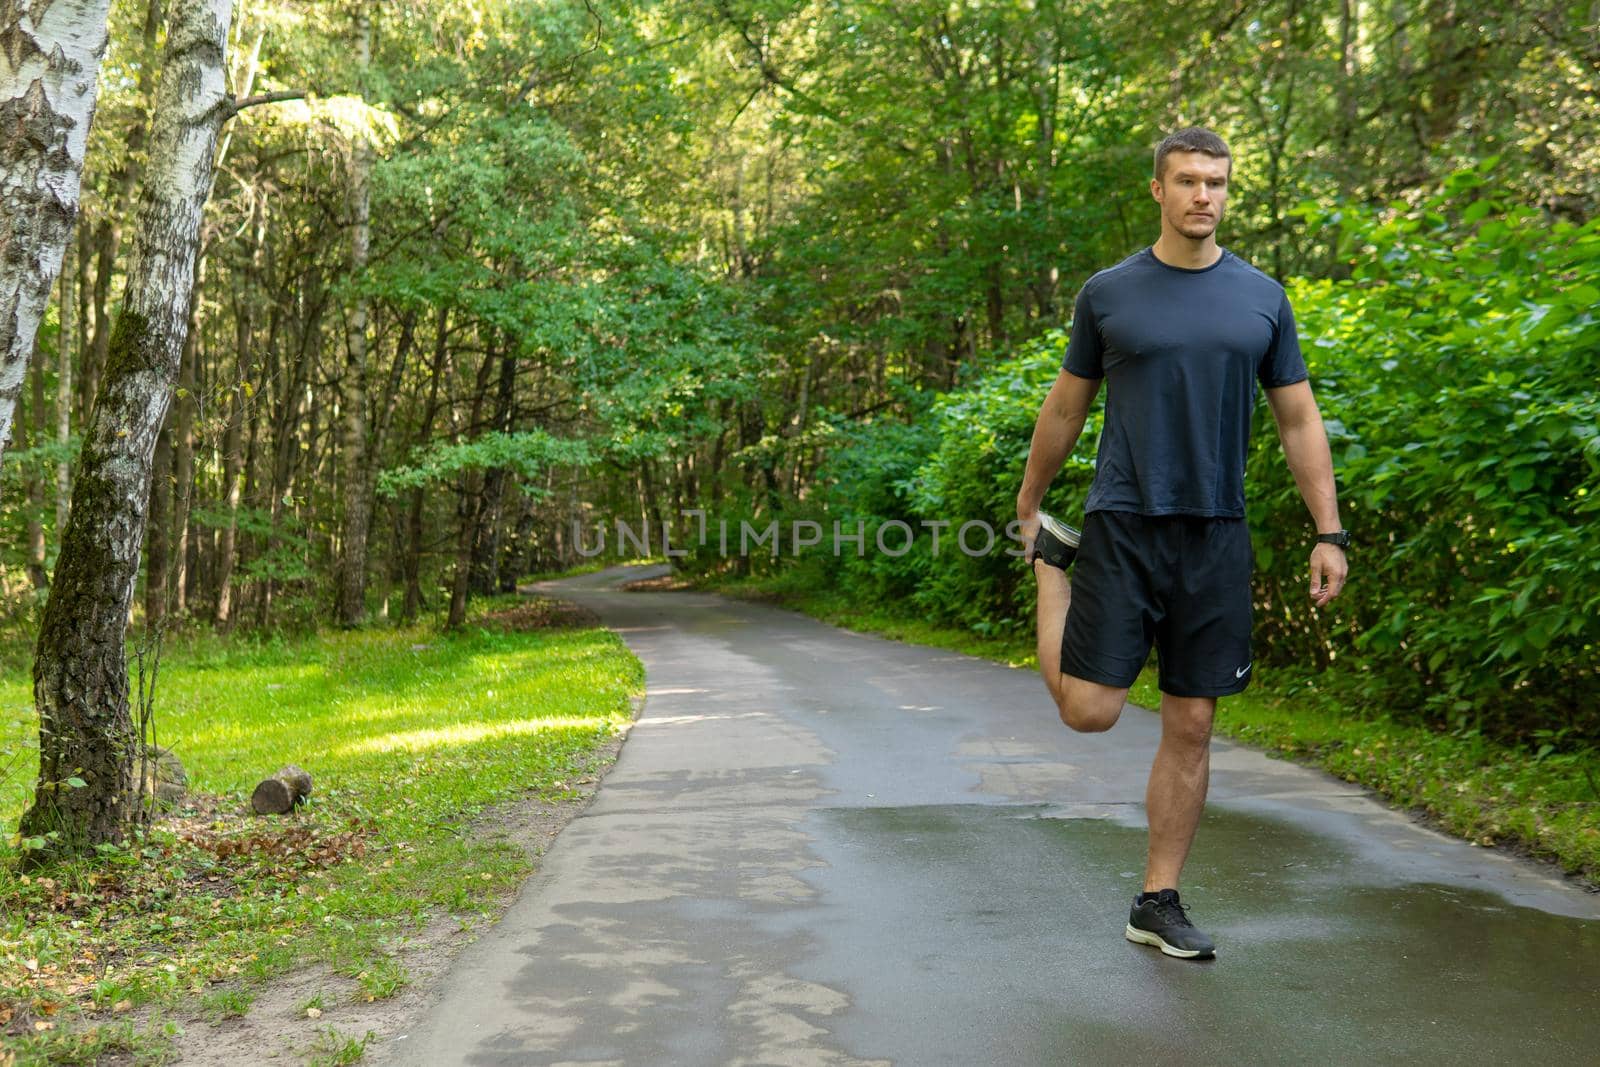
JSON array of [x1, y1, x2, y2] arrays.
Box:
[[386, 565, 1599, 1066]]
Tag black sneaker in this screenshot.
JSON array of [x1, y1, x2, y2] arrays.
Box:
[[1029, 511, 1081, 570], [1125, 889, 1216, 959]]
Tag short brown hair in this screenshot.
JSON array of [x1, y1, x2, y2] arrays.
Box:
[[1154, 127, 1231, 181]]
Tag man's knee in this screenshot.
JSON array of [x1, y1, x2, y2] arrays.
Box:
[[1160, 696, 1216, 749], [1060, 701, 1118, 733], [1054, 677, 1126, 733]]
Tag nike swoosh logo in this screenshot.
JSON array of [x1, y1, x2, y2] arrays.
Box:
[[1235, 664, 1252, 678]]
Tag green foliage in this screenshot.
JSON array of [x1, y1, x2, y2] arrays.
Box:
[[772, 331, 1098, 637], [0, 596, 642, 1043], [785, 165, 1597, 741], [187, 505, 318, 588], [573, 237, 763, 465], [1252, 162, 1600, 735], [378, 431, 594, 496]]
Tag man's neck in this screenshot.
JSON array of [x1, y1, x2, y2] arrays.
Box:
[[1152, 232, 1223, 270]]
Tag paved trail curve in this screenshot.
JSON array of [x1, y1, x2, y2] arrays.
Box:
[[389, 566, 1599, 1066]]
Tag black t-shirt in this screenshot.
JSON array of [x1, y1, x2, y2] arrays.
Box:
[[1063, 247, 1308, 518]]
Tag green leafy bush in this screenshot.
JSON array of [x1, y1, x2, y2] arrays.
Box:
[[1253, 162, 1600, 736], [801, 332, 1098, 636], [803, 163, 1598, 741]]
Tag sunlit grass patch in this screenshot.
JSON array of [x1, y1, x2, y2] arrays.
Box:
[[0, 594, 641, 1055]]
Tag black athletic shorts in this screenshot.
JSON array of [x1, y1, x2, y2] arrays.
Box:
[[1060, 510, 1254, 698]]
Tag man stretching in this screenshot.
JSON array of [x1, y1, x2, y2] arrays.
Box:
[[1016, 127, 1349, 959]]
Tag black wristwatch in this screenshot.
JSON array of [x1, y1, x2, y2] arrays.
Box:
[[1315, 530, 1352, 549]]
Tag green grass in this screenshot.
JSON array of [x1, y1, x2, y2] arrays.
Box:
[[306, 1025, 373, 1066], [199, 987, 253, 1022], [0, 1018, 179, 1066], [700, 569, 1600, 885], [352, 957, 407, 1003], [0, 594, 642, 1061]]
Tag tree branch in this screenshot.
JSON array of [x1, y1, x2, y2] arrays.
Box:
[[226, 90, 307, 118]]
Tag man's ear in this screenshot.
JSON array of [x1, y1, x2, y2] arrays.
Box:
[[1149, 177, 1163, 204]]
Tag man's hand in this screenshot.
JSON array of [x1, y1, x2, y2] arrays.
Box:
[[1017, 508, 1041, 563], [1016, 371, 1100, 564], [1309, 543, 1347, 606]]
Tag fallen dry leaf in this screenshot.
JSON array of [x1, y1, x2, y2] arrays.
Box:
[[113, 1000, 132, 1013], [305, 1006, 322, 1019]]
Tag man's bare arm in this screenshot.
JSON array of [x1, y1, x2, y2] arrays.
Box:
[[1017, 370, 1102, 528], [1266, 380, 1347, 605]]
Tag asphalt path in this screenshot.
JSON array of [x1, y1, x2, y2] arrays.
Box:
[[387, 565, 1599, 1066]]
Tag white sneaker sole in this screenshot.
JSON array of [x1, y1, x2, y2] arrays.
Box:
[[1124, 923, 1214, 959], [1037, 513, 1081, 548]]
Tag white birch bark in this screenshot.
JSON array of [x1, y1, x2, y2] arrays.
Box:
[[19, 0, 234, 856], [0, 0, 113, 467]]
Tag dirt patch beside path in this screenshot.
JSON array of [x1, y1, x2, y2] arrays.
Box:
[[158, 702, 638, 1066], [617, 572, 693, 593], [481, 595, 601, 630]]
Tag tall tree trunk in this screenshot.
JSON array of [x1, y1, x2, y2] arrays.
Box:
[[469, 346, 515, 594], [448, 469, 484, 628], [80, 0, 161, 429], [501, 492, 536, 593], [170, 265, 202, 613], [402, 306, 448, 623], [262, 268, 322, 623], [362, 308, 412, 610], [145, 411, 173, 623], [0, 0, 114, 466], [447, 344, 498, 629], [18, 0, 234, 859], [56, 221, 75, 533], [213, 278, 255, 627], [25, 346, 48, 589], [335, 6, 374, 626], [83, 218, 114, 427]]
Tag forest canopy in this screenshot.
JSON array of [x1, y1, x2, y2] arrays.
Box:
[[1, 0, 1595, 779]]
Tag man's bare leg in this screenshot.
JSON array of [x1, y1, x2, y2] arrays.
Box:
[[1033, 559, 1126, 731], [1143, 693, 1216, 892], [1032, 558, 1071, 705]]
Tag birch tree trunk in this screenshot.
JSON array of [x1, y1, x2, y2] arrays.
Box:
[[18, 0, 234, 858], [0, 0, 114, 467], [335, 6, 374, 626], [81, 0, 161, 426]]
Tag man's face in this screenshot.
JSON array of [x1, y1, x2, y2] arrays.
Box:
[[1150, 151, 1230, 241]]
